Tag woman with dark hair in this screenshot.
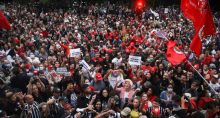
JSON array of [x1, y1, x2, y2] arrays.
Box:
[[147, 87, 157, 102], [39, 102, 51, 118], [129, 97, 142, 118], [140, 92, 153, 114], [98, 88, 110, 110], [93, 99, 103, 114], [4, 91, 24, 117]]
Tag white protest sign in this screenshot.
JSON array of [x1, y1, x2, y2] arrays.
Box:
[[164, 8, 169, 13], [64, 72, 71, 77], [128, 55, 142, 66], [79, 60, 91, 70], [70, 48, 81, 57], [56, 67, 68, 74]]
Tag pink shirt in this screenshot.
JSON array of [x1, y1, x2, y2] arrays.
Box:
[[116, 87, 135, 102]]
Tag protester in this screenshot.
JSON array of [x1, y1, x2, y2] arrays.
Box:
[[0, 1, 219, 118]]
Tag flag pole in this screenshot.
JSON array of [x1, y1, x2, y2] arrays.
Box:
[[186, 60, 218, 94]]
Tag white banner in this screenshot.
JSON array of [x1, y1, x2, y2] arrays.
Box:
[[128, 55, 142, 66], [64, 72, 71, 77], [70, 48, 81, 57], [164, 8, 169, 14], [80, 60, 91, 70], [56, 67, 67, 74]]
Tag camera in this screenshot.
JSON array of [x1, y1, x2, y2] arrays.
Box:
[[79, 64, 83, 70], [184, 96, 189, 102]]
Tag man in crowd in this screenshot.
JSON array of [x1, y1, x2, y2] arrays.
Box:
[[0, 1, 219, 117]]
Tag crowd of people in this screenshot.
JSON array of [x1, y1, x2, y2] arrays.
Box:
[[0, 1, 220, 118]]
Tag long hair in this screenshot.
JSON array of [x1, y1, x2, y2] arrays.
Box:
[[98, 88, 110, 102]]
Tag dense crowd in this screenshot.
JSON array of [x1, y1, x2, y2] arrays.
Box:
[[0, 1, 220, 118]]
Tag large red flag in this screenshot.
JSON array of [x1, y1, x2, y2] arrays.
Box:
[[181, 0, 216, 56], [0, 11, 11, 30], [166, 40, 186, 65], [190, 26, 204, 57], [181, 0, 202, 29]]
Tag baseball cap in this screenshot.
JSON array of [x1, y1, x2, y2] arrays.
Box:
[[95, 73, 103, 81], [152, 107, 161, 116]]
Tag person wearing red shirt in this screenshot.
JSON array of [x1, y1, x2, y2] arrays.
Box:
[[147, 87, 157, 102], [197, 90, 214, 109]]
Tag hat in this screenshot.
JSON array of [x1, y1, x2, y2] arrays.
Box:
[[194, 64, 200, 70], [152, 107, 161, 116], [96, 73, 103, 81], [33, 70, 38, 75], [25, 64, 31, 70], [121, 107, 131, 116], [89, 86, 95, 91]]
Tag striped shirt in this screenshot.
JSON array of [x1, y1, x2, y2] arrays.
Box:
[[70, 92, 78, 108], [48, 97, 63, 118], [21, 101, 41, 118]]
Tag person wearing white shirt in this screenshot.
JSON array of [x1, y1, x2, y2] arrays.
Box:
[[209, 77, 220, 93], [111, 53, 122, 67]]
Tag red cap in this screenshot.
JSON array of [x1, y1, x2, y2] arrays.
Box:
[[33, 70, 38, 75], [130, 42, 135, 47], [89, 86, 95, 91], [95, 73, 103, 80], [25, 64, 31, 70], [152, 107, 160, 116], [194, 64, 200, 70]]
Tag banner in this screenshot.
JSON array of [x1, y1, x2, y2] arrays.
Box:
[[164, 8, 169, 14], [128, 55, 142, 66], [56, 67, 68, 74], [70, 48, 81, 57], [166, 40, 186, 65], [79, 60, 91, 70], [64, 72, 71, 77]]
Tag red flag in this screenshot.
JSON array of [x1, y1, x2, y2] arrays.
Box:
[[190, 26, 204, 56], [166, 40, 186, 65], [181, 0, 216, 56], [181, 0, 202, 29], [0, 11, 11, 30], [201, 3, 216, 36]]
